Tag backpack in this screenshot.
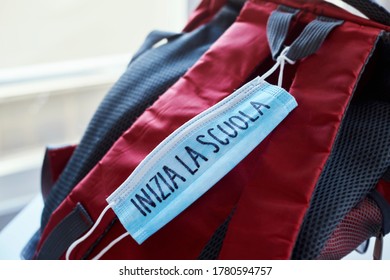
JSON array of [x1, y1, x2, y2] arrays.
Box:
[[31, 0, 390, 259]]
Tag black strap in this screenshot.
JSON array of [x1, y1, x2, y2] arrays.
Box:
[[373, 233, 383, 260], [21, 230, 41, 259], [343, 0, 390, 26], [266, 5, 299, 60], [36, 203, 93, 260], [41, 147, 55, 201], [369, 190, 390, 236]]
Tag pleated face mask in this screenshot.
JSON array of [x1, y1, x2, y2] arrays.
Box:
[[106, 76, 297, 244]]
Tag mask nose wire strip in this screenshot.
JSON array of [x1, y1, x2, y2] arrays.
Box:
[[65, 204, 112, 260]]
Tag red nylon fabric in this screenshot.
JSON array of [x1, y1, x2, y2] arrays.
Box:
[[36, 0, 280, 259], [218, 15, 381, 259], [377, 180, 390, 205], [183, 0, 228, 32], [41, 145, 76, 200]]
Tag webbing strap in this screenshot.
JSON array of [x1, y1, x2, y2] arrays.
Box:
[[36, 203, 93, 260], [266, 5, 299, 60], [267, 8, 343, 62], [286, 17, 343, 61], [21, 230, 40, 259], [343, 0, 390, 26]]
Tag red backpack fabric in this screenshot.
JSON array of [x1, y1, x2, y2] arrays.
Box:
[[34, 0, 390, 259]]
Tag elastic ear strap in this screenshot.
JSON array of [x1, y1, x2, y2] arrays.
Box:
[[286, 17, 343, 61], [65, 204, 111, 260], [266, 5, 299, 60]]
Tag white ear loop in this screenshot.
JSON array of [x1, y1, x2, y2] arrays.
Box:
[[65, 203, 131, 260], [65, 204, 112, 260], [260, 47, 296, 87]]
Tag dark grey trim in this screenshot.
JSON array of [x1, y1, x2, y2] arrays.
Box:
[[286, 17, 343, 61], [266, 5, 299, 60], [36, 203, 93, 260]]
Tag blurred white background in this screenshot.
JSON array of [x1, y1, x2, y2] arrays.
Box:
[[0, 0, 188, 68], [0, 0, 189, 230]]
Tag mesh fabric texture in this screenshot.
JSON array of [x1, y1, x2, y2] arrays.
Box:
[[317, 197, 382, 259], [198, 209, 234, 259], [292, 100, 390, 259]]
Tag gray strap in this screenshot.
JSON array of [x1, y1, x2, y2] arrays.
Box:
[[36, 203, 93, 260], [286, 17, 343, 61], [21, 230, 40, 259], [266, 5, 299, 60]]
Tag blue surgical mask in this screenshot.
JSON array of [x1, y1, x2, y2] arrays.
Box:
[[106, 76, 297, 244]]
